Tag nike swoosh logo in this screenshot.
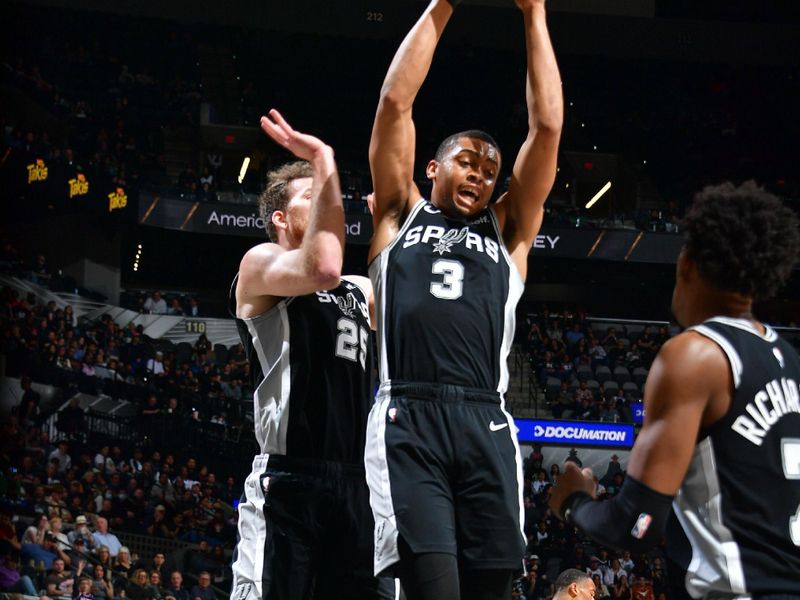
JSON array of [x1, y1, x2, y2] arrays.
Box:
[[489, 421, 509, 431]]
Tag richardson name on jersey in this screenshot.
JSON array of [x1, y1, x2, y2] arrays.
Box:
[[402, 224, 501, 263], [731, 377, 800, 446]]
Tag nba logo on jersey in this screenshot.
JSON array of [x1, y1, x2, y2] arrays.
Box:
[[774, 347, 785, 368], [387, 407, 398, 423], [631, 513, 652, 539]]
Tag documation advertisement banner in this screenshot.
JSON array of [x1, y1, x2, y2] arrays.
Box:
[[139, 195, 372, 244], [515, 419, 635, 448]]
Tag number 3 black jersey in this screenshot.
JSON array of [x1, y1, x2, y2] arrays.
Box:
[[231, 276, 374, 464], [369, 199, 524, 392], [667, 317, 800, 598]]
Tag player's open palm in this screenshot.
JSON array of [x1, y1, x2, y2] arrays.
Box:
[[260, 109, 331, 162]]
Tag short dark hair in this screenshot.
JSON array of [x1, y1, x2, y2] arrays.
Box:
[[682, 181, 800, 300], [434, 129, 500, 163], [257, 161, 313, 242], [555, 568, 591, 592]]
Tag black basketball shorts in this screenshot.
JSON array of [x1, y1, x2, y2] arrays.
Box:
[[231, 454, 395, 600], [365, 381, 526, 576]]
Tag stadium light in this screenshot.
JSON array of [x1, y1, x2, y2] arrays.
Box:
[[238, 157, 251, 184], [585, 181, 612, 209]]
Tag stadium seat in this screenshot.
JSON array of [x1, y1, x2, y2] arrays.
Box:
[[613, 366, 631, 385], [595, 365, 612, 383], [623, 381, 641, 398], [603, 380, 619, 398], [633, 367, 649, 386], [576, 364, 593, 382]]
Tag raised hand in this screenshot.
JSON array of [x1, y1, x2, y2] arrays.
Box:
[[259, 109, 331, 162]]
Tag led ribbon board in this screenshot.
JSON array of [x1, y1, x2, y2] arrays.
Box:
[[515, 419, 635, 448]]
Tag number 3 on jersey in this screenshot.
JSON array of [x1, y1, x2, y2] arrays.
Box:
[[335, 317, 368, 369], [430, 259, 464, 300], [782, 438, 800, 545]]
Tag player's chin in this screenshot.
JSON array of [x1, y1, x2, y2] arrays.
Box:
[[454, 192, 487, 215]]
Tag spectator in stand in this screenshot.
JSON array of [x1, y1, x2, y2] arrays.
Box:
[[91, 517, 121, 557], [593, 574, 611, 600], [143, 292, 167, 315], [46, 557, 74, 598], [0, 513, 21, 552], [189, 571, 213, 600], [17, 376, 41, 426], [166, 571, 189, 600], [126, 569, 151, 600], [586, 557, 603, 580], [146, 353, 166, 376], [95, 547, 113, 572], [22, 513, 49, 546], [49, 517, 70, 552], [187, 297, 200, 317], [588, 337, 608, 367], [112, 546, 133, 588], [90, 564, 113, 600], [603, 558, 627, 587], [49, 441, 72, 474], [630, 576, 654, 600], [167, 299, 184, 316], [148, 570, 165, 600], [29, 254, 52, 287], [66, 538, 91, 570], [619, 550, 634, 574], [0, 549, 39, 596]]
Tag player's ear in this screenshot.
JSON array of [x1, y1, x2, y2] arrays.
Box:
[[272, 210, 288, 233], [426, 159, 439, 181], [569, 582, 579, 598]]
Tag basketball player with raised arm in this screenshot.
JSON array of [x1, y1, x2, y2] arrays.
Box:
[[365, 0, 562, 598], [549, 182, 800, 599], [229, 110, 392, 600]]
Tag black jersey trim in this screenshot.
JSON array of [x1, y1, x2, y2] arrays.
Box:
[[707, 316, 778, 342], [689, 324, 743, 388], [487, 206, 524, 287], [368, 198, 428, 269]]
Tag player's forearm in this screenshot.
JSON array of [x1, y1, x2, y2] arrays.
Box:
[[378, 0, 454, 113], [302, 146, 344, 287], [522, 4, 563, 133]]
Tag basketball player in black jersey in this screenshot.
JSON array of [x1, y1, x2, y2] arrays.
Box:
[[229, 110, 392, 600], [366, 0, 562, 598], [550, 182, 800, 599]]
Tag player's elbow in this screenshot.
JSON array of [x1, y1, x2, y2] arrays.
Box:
[[530, 111, 563, 136], [309, 260, 342, 291], [377, 86, 413, 116]]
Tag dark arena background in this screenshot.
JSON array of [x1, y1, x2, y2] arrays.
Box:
[[0, 0, 798, 598]]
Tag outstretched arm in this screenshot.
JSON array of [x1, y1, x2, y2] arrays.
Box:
[[548, 333, 730, 552], [369, 0, 454, 256], [237, 110, 343, 311], [497, 0, 563, 279]]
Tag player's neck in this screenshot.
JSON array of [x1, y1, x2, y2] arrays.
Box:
[[688, 289, 758, 330]]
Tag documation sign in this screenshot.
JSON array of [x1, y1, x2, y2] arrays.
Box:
[[515, 419, 635, 448]]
